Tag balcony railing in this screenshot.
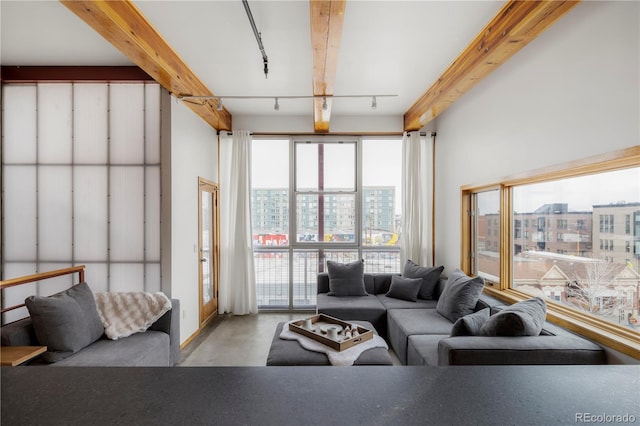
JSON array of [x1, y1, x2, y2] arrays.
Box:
[[254, 247, 401, 309]]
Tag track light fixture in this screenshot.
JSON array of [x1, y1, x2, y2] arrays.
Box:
[[180, 94, 398, 113]]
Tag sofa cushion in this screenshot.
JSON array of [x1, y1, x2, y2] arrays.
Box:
[[480, 297, 547, 337], [385, 276, 422, 302], [437, 334, 606, 365], [402, 260, 444, 300], [436, 269, 485, 323], [387, 308, 455, 364], [407, 334, 449, 366], [326, 260, 367, 297], [316, 294, 387, 336], [450, 308, 490, 337], [0, 318, 39, 346], [51, 331, 170, 367], [377, 295, 437, 311], [372, 274, 399, 295], [25, 282, 105, 363]]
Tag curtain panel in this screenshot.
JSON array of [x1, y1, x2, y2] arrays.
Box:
[[218, 130, 258, 315], [400, 131, 434, 268]]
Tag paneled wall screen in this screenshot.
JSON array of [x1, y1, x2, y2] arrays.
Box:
[[2, 83, 161, 321]]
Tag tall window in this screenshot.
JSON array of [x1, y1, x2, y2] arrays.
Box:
[[362, 138, 402, 272], [251, 139, 290, 307], [251, 137, 402, 309], [462, 147, 640, 359]]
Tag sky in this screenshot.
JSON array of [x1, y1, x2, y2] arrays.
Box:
[[252, 139, 639, 216], [479, 167, 640, 214]]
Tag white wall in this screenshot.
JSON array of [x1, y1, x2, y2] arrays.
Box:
[[432, 1, 639, 364], [433, 0, 639, 271], [168, 99, 218, 344], [233, 114, 403, 134]]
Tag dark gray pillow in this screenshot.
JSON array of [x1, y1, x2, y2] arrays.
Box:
[[326, 260, 367, 297], [25, 282, 105, 363], [403, 260, 444, 300], [385, 276, 422, 302], [436, 269, 485, 323], [450, 308, 490, 337], [480, 297, 547, 337]]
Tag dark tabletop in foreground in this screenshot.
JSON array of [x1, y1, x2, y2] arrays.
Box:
[[2, 365, 639, 426]]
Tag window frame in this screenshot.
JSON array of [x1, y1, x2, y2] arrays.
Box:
[[461, 146, 640, 359], [251, 135, 403, 310], [292, 138, 360, 247]]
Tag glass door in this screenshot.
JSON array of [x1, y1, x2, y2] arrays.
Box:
[[198, 178, 219, 324]]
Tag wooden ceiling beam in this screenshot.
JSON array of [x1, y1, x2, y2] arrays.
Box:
[[404, 0, 580, 132], [310, 0, 346, 133], [60, 0, 231, 131]]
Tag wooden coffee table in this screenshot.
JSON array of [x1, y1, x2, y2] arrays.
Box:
[[1, 346, 47, 366]]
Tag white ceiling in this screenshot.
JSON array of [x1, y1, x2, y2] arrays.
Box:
[[1, 0, 504, 118]]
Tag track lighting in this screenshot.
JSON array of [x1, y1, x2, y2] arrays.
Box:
[[180, 94, 398, 113]]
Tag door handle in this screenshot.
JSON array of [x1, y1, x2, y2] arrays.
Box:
[[200, 258, 207, 262]]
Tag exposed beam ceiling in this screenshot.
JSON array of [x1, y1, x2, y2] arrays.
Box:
[[60, 0, 232, 131], [404, 0, 580, 132], [310, 0, 346, 133], [56, 0, 578, 134]]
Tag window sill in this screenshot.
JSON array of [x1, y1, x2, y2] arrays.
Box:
[[483, 287, 640, 360]]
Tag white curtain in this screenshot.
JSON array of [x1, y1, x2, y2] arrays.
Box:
[[401, 131, 434, 267], [218, 130, 258, 315]]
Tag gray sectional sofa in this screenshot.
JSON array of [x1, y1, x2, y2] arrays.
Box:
[[1, 290, 180, 367], [317, 272, 606, 366]]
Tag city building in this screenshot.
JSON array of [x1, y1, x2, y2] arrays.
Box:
[[592, 202, 640, 271], [251, 186, 396, 244], [513, 204, 593, 256]]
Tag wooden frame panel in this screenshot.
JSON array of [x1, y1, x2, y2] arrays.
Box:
[[0, 266, 86, 314], [1, 66, 153, 82], [462, 146, 640, 359], [310, 0, 346, 133], [60, 0, 231, 131], [404, 0, 580, 131], [198, 177, 220, 326]]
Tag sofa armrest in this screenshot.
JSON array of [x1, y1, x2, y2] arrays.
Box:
[[148, 299, 180, 366], [437, 335, 605, 366]]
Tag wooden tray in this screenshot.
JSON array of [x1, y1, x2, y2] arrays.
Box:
[[289, 314, 373, 351]]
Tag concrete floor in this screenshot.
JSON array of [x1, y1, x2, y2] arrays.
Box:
[[178, 312, 401, 366]]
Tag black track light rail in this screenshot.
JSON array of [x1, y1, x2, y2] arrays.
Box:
[[242, 0, 269, 78]]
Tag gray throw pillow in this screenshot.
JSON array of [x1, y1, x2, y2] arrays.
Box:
[[480, 297, 547, 337], [436, 269, 485, 323], [403, 260, 444, 300], [25, 282, 105, 363], [450, 308, 490, 337], [385, 276, 422, 302], [326, 259, 367, 297]]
